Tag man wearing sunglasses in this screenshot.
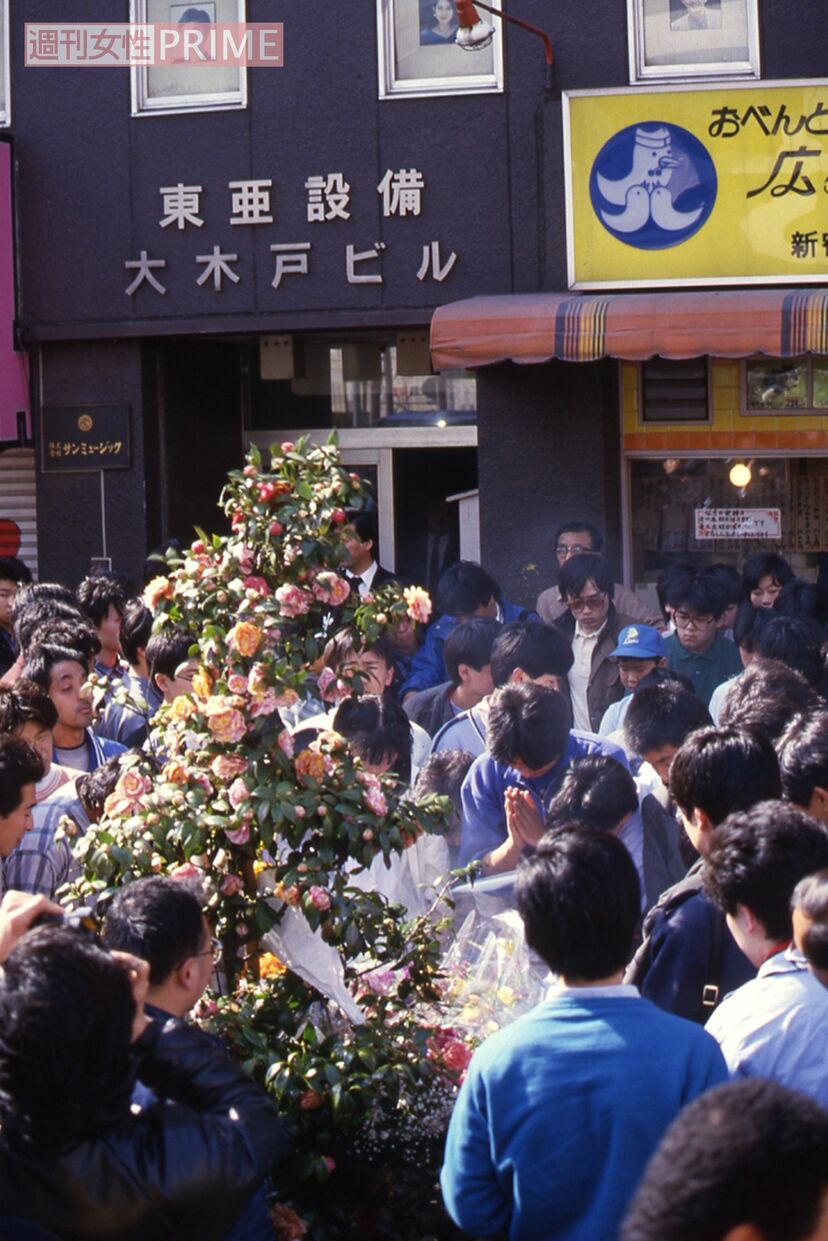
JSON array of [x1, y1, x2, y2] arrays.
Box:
[[555, 554, 641, 734], [537, 522, 662, 628]]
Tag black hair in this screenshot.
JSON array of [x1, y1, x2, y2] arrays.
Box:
[[792, 868, 828, 971], [145, 627, 196, 685], [732, 601, 767, 652], [515, 828, 641, 979], [756, 615, 824, 687], [412, 749, 475, 813], [774, 578, 821, 622], [633, 666, 695, 695], [705, 563, 741, 607], [778, 711, 828, 809], [436, 561, 501, 618], [553, 521, 603, 553], [333, 694, 412, 785], [666, 568, 728, 621], [0, 557, 32, 586], [703, 800, 828, 941], [19, 643, 88, 694], [621, 1078, 828, 1241], [489, 620, 573, 688], [323, 626, 397, 677], [27, 619, 101, 666], [142, 539, 182, 587], [669, 726, 781, 827], [547, 755, 638, 834], [557, 553, 614, 602], [623, 685, 711, 757], [103, 876, 206, 987], [76, 576, 130, 627], [0, 925, 135, 1155], [119, 599, 154, 668], [13, 599, 84, 654], [443, 617, 500, 687], [344, 509, 378, 549], [0, 680, 58, 735], [719, 659, 820, 744], [0, 737, 44, 815], [657, 561, 696, 617], [487, 683, 570, 771], [12, 583, 74, 621], [76, 753, 133, 823], [741, 551, 795, 601]]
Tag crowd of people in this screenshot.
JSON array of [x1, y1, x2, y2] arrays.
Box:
[[0, 513, 828, 1239]]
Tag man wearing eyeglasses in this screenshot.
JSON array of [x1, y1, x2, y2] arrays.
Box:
[[103, 876, 279, 1240], [555, 554, 640, 734], [536, 522, 662, 629], [663, 570, 742, 707]]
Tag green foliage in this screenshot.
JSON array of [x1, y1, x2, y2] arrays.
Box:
[[71, 435, 465, 1238]]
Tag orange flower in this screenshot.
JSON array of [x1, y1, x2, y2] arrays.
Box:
[[270, 1204, 308, 1241], [294, 750, 326, 784], [192, 667, 213, 700], [169, 695, 197, 722], [143, 576, 173, 610], [227, 621, 262, 658], [259, 952, 287, 979], [274, 882, 301, 907], [161, 760, 189, 785]]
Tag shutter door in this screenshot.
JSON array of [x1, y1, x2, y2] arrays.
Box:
[[0, 446, 38, 579]]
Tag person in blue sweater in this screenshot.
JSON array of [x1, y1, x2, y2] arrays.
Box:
[[400, 561, 535, 700], [441, 828, 728, 1241], [458, 681, 628, 871]]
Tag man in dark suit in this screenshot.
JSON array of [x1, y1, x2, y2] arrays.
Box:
[[343, 510, 396, 599]]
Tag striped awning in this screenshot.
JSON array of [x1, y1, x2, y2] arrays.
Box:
[[429, 288, 828, 369]]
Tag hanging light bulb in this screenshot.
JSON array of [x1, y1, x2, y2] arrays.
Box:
[[729, 462, 752, 489]]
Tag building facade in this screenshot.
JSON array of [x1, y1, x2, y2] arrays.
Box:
[[0, 0, 825, 602]]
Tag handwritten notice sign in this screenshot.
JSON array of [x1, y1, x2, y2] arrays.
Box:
[[694, 507, 782, 541]]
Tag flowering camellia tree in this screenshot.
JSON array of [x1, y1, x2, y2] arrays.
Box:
[[69, 437, 470, 1240]]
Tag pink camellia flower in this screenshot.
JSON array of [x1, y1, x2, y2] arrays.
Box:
[[248, 690, 280, 720], [311, 571, 350, 607], [403, 585, 432, 626], [322, 1157, 336, 1175], [227, 673, 249, 696], [171, 861, 201, 881], [441, 1039, 473, 1075], [275, 582, 312, 618], [281, 440, 295, 454], [294, 805, 306, 819], [194, 996, 219, 1020], [364, 786, 388, 818], [272, 688, 299, 709], [225, 823, 251, 846], [204, 699, 247, 744], [277, 730, 294, 758], [308, 886, 331, 912], [211, 754, 248, 780], [221, 874, 244, 897], [234, 544, 255, 574], [228, 777, 250, 809], [248, 662, 269, 697], [244, 575, 271, 597], [115, 769, 152, 802]]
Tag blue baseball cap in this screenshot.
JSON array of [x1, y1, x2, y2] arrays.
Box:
[[610, 624, 665, 661]]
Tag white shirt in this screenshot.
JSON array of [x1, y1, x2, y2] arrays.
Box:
[[568, 620, 606, 733], [352, 562, 379, 599]]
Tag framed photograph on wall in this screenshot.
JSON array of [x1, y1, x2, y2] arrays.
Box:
[[377, 0, 504, 100], [627, 0, 760, 83], [131, 0, 246, 116]]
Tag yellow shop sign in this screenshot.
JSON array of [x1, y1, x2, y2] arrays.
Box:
[[563, 79, 828, 289]]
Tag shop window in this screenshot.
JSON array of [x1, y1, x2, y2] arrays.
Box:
[[744, 356, 828, 414], [640, 358, 710, 423], [246, 339, 477, 431], [131, 0, 246, 116], [0, 1, 9, 127], [377, 0, 504, 100], [627, 0, 760, 84]]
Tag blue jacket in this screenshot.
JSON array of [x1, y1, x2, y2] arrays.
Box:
[[441, 988, 728, 1241], [459, 731, 629, 867], [400, 600, 536, 698], [626, 860, 756, 1023]]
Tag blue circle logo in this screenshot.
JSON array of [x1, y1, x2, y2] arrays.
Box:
[[589, 121, 717, 250]]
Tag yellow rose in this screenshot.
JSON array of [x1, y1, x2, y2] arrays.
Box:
[[169, 695, 197, 722], [192, 667, 213, 700]]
